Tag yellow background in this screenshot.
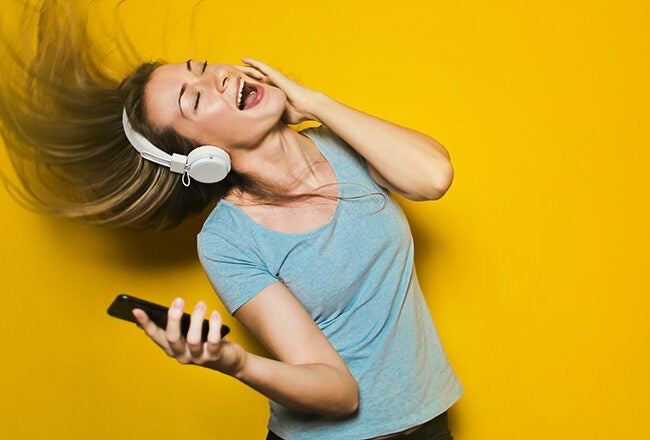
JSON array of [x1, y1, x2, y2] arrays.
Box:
[[1, 0, 648, 438]]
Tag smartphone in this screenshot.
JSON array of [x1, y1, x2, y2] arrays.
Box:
[[107, 294, 230, 341]]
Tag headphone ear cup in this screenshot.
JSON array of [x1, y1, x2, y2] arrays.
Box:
[[186, 146, 231, 184]]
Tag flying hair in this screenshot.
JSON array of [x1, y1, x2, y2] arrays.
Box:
[[0, 0, 230, 230], [0, 0, 384, 230]]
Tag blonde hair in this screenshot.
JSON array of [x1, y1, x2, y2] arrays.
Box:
[[0, 1, 229, 230]]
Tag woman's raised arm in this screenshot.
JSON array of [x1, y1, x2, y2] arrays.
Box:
[[240, 58, 454, 201]]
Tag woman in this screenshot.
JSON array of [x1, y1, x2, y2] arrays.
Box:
[[0, 3, 462, 439]]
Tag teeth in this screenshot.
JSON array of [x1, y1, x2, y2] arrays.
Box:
[[237, 79, 245, 109]]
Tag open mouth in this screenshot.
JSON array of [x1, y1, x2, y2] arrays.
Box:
[[237, 79, 262, 110]]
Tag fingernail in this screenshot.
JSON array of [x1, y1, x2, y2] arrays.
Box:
[[210, 311, 218, 320], [173, 298, 184, 308]]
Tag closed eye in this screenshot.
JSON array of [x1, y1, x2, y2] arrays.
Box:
[[194, 92, 201, 111]]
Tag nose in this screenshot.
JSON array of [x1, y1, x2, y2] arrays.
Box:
[[205, 64, 235, 94]]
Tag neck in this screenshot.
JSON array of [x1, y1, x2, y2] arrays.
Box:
[[228, 124, 328, 199]]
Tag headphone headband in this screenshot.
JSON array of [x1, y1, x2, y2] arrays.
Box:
[[121, 109, 231, 185], [122, 110, 183, 172]]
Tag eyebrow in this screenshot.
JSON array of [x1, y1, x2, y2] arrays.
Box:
[[178, 60, 193, 117]]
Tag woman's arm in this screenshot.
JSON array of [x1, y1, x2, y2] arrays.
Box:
[[307, 95, 453, 200], [232, 282, 359, 416], [240, 58, 454, 201], [133, 282, 359, 417]]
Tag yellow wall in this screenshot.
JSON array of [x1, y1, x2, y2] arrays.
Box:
[[1, 0, 648, 438]]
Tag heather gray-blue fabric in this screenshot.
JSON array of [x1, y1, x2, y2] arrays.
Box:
[[197, 126, 463, 440]]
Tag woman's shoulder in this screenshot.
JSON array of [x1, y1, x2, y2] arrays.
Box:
[[300, 125, 368, 176], [198, 200, 257, 248], [299, 125, 349, 154]]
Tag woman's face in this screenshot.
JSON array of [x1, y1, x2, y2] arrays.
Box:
[[144, 60, 286, 150]]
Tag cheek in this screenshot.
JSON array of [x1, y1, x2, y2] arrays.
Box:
[[184, 88, 286, 147], [195, 103, 238, 136], [268, 86, 287, 111]]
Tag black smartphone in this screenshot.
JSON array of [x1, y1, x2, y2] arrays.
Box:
[[107, 294, 230, 341]]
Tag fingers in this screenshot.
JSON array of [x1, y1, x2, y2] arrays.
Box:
[[235, 65, 266, 82], [166, 297, 186, 354], [132, 308, 171, 352], [240, 57, 316, 125], [206, 310, 224, 355], [132, 308, 158, 336], [241, 58, 285, 84], [186, 301, 207, 357], [135, 298, 227, 367], [241, 57, 270, 73]]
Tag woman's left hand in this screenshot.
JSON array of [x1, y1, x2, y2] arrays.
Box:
[[237, 58, 321, 125]]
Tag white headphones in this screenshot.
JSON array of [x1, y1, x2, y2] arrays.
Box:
[[122, 109, 231, 186]]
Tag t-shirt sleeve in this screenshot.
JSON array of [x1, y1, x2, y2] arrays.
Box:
[[197, 229, 279, 314]]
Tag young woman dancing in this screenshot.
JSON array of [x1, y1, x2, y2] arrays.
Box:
[[0, 3, 462, 439]]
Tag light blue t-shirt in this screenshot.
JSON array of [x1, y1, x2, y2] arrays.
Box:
[[197, 126, 463, 440]]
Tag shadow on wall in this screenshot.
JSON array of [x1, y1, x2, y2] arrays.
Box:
[[38, 209, 209, 270], [36, 196, 453, 279], [33, 206, 276, 358], [398, 200, 450, 297]]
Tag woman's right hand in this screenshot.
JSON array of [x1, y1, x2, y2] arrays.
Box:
[[132, 298, 247, 376]]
